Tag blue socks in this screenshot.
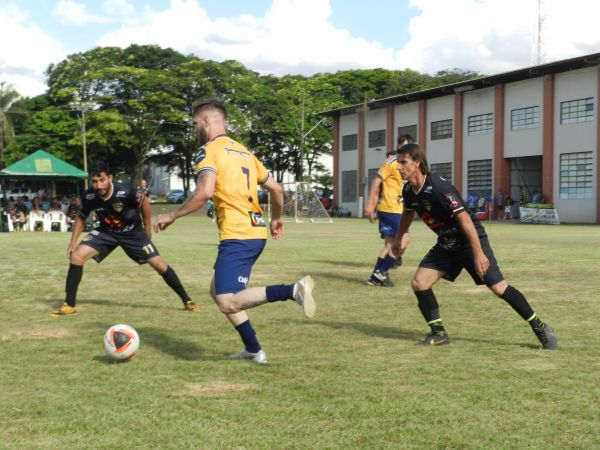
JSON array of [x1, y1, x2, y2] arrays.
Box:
[[235, 320, 261, 353], [266, 284, 294, 302], [374, 255, 395, 274]]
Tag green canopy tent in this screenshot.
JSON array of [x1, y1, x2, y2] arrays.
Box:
[[0, 149, 87, 198]]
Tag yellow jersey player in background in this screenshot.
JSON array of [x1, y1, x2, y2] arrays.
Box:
[[154, 98, 315, 364], [363, 134, 413, 287]]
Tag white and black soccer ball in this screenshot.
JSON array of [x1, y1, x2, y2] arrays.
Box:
[[103, 324, 140, 361]]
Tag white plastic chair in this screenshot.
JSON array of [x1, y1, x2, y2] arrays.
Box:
[[46, 210, 67, 232], [3, 211, 14, 232], [28, 210, 46, 231]]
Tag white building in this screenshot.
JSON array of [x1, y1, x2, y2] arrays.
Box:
[[323, 53, 600, 224]]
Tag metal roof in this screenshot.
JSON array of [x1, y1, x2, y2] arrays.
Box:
[[320, 52, 600, 117]]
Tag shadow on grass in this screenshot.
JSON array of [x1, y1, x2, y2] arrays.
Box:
[[136, 327, 216, 361], [310, 271, 371, 285], [280, 319, 539, 349], [311, 259, 368, 268], [80, 298, 176, 310], [281, 318, 421, 342]]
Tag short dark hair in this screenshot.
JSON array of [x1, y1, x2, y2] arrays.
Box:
[[192, 97, 228, 119], [89, 161, 111, 177], [397, 134, 414, 145], [397, 143, 429, 175]]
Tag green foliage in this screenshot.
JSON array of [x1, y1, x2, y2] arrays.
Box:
[[4, 45, 482, 181], [0, 216, 598, 448]]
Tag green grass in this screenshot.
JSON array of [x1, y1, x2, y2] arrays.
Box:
[[1, 211, 599, 449]]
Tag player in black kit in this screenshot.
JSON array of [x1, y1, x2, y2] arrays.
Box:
[[51, 161, 199, 316], [392, 144, 556, 349]]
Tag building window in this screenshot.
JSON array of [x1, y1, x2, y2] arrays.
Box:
[[467, 159, 492, 209], [368, 129, 386, 148], [397, 125, 417, 142], [559, 152, 593, 199], [342, 170, 357, 202], [431, 119, 453, 140], [431, 162, 453, 183], [367, 168, 379, 200], [560, 98, 594, 124], [511, 106, 539, 130], [342, 134, 358, 151], [467, 113, 493, 135]]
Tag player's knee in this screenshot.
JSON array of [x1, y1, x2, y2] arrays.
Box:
[[70, 251, 87, 265], [217, 300, 239, 315], [411, 277, 431, 292]]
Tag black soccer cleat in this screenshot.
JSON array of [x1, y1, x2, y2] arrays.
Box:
[[532, 323, 557, 350], [365, 270, 394, 287], [417, 331, 450, 346]]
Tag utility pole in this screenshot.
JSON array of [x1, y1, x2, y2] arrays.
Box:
[[71, 101, 93, 189], [299, 93, 305, 182]]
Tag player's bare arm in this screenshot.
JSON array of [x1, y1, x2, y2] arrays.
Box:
[[455, 210, 489, 277], [140, 196, 152, 239], [261, 176, 284, 240], [364, 176, 382, 222], [67, 214, 86, 259], [392, 210, 414, 256], [154, 170, 216, 232]]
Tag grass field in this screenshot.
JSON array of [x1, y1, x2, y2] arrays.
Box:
[[1, 209, 599, 449]]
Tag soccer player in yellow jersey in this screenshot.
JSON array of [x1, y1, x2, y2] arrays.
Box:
[[363, 134, 413, 287], [154, 98, 315, 364]]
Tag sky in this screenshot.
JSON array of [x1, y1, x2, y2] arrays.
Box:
[[1, 0, 599, 98]]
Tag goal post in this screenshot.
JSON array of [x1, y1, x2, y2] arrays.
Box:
[[267, 182, 332, 223]]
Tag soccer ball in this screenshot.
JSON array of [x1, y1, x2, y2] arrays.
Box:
[[103, 324, 140, 361]]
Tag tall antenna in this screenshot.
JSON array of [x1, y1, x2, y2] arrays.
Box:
[[532, 0, 546, 65]]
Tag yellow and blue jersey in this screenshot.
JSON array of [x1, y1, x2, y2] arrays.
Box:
[[193, 135, 269, 241], [376, 155, 404, 214]]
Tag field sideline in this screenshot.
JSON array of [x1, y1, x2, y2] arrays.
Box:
[[1, 210, 599, 449]]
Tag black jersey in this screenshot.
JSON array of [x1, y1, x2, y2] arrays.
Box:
[[80, 182, 144, 234], [402, 174, 487, 250]]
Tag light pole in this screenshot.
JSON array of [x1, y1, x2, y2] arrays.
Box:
[[71, 101, 93, 189]]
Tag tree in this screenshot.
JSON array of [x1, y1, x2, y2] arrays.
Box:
[[0, 81, 21, 167]]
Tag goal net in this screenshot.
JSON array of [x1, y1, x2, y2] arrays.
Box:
[[267, 182, 332, 223]]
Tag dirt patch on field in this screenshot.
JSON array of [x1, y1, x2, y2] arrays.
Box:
[[171, 382, 254, 398], [1, 327, 72, 341]]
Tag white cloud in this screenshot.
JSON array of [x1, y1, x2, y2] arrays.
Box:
[[0, 4, 66, 97], [53, 0, 112, 26], [97, 0, 600, 79], [397, 0, 600, 75]]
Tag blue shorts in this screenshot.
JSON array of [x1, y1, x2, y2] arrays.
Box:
[[214, 239, 267, 295], [377, 211, 401, 238]]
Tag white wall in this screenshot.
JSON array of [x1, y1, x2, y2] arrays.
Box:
[[339, 113, 359, 215], [463, 88, 495, 194], [504, 78, 543, 158], [426, 96, 455, 178], [394, 103, 419, 144], [553, 67, 597, 222]]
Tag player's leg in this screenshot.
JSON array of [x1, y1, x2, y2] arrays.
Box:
[[119, 231, 197, 312], [51, 243, 100, 316], [488, 278, 557, 350], [367, 212, 400, 287], [411, 266, 449, 345], [463, 238, 556, 349], [211, 240, 315, 363], [146, 255, 198, 312]]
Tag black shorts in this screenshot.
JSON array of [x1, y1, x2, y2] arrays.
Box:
[[80, 228, 160, 264], [419, 238, 504, 286]]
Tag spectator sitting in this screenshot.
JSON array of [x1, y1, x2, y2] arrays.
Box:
[[15, 196, 30, 216], [4, 199, 26, 231], [60, 195, 70, 213], [40, 194, 51, 212], [48, 197, 62, 212], [66, 196, 81, 230], [531, 191, 542, 204]]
